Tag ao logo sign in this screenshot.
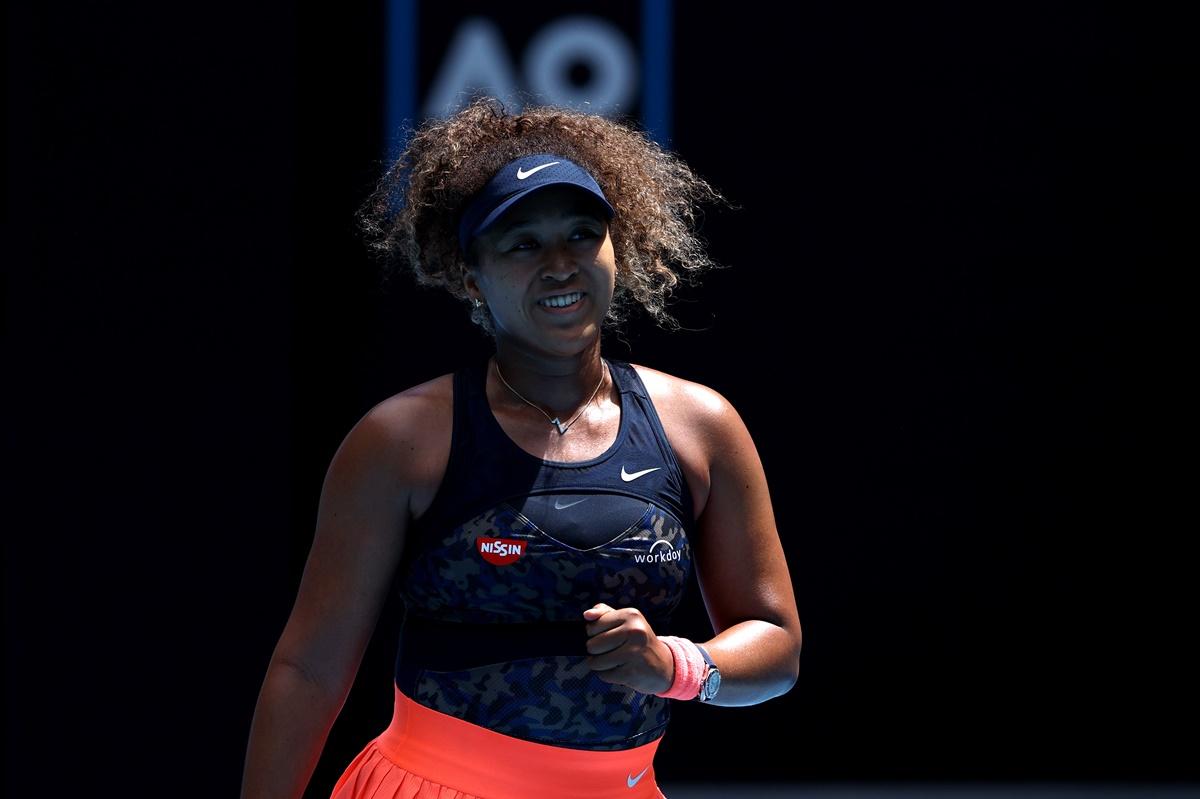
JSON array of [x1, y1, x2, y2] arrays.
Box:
[[424, 16, 638, 118]]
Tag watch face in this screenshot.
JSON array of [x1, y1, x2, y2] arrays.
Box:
[[703, 669, 721, 700]]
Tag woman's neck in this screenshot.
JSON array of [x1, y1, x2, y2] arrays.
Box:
[[489, 345, 612, 420]]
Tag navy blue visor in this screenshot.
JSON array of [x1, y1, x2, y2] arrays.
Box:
[[457, 153, 615, 253]]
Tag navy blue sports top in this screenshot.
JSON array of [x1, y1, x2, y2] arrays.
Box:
[[392, 354, 696, 751]]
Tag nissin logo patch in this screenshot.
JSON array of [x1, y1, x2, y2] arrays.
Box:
[[477, 537, 525, 566]]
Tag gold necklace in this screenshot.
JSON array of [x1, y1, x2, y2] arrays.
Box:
[[493, 358, 609, 436]]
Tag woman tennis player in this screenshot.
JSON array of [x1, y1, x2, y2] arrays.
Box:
[[241, 96, 802, 799]]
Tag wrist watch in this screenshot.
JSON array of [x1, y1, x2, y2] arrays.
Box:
[[694, 643, 721, 702]]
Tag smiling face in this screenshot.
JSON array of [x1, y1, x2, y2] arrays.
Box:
[[464, 184, 617, 357]]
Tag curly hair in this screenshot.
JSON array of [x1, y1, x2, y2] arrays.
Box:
[[357, 96, 733, 338]]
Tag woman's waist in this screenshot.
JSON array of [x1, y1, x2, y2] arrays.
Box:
[[403, 653, 669, 743], [391, 611, 673, 750], [376, 682, 666, 799]]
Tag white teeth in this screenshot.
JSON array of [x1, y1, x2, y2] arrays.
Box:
[[539, 291, 582, 308]]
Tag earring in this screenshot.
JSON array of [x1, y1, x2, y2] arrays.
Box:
[[473, 298, 482, 308]]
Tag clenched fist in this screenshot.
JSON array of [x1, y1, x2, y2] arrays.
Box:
[[582, 603, 675, 695]]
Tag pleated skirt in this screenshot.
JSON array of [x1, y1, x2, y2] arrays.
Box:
[[330, 682, 668, 799]]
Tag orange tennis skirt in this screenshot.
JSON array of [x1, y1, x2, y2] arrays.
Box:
[[330, 683, 668, 799]]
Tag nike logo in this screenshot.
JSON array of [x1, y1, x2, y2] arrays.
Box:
[[554, 497, 589, 509], [517, 161, 559, 179], [627, 766, 650, 788], [621, 466, 661, 482]]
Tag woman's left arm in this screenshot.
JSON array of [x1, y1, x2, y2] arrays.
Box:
[[687, 386, 802, 706], [582, 385, 802, 706]]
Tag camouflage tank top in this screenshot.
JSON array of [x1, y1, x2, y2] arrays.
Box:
[[393, 354, 696, 751]]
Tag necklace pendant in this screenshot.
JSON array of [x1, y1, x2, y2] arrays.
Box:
[[550, 417, 567, 435]]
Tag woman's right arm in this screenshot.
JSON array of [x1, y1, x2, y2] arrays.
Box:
[[240, 396, 425, 799]]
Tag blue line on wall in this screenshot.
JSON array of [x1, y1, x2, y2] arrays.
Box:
[[385, 0, 417, 163], [641, 0, 673, 146]]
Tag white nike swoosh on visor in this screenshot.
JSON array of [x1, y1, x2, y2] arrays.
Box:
[[627, 766, 650, 788], [516, 161, 560, 179], [554, 497, 588, 509], [621, 466, 661, 482]]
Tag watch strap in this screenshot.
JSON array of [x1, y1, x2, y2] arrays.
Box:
[[694, 643, 719, 702]]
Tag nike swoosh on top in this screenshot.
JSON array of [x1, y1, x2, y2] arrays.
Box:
[[621, 466, 661, 482], [627, 766, 650, 788], [516, 161, 560, 179], [554, 497, 589, 509]]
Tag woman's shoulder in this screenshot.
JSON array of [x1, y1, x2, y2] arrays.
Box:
[[369, 369, 454, 423], [626, 361, 732, 423], [351, 372, 456, 516], [354, 371, 455, 458]]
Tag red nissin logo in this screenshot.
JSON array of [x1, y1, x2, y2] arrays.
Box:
[[477, 537, 525, 566]]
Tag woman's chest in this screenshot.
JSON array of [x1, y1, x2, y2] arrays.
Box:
[[410, 367, 710, 524], [401, 494, 693, 623]]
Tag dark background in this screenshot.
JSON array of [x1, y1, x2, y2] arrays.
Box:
[[5, 2, 1194, 796]]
